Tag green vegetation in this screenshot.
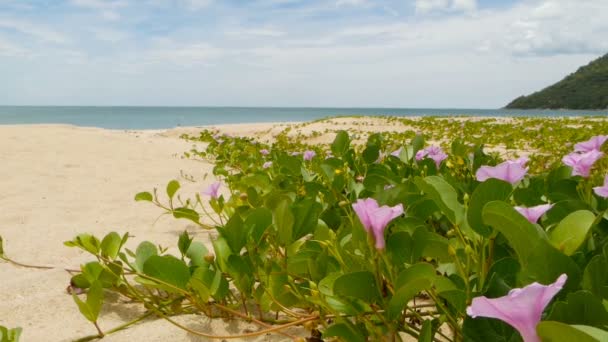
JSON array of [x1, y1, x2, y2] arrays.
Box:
[[506, 53, 608, 109]]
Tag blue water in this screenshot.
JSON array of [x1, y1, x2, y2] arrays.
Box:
[[0, 106, 606, 129]]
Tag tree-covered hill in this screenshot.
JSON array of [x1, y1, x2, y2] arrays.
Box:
[[506, 53, 608, 109]]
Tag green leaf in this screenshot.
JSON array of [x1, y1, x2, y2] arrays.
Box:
[[416, 176, 464, 225], [537, 321, 604, 342], [134, 191, 153, 202], [388, 278, 433, 319], [331, 130, 350, 157], [549, 210, 595, 255], [418, 320, 434, 342], [185, 241, 208, 267], [583, 254, 608, 300], [547, 291, 608, 326], [273, 199, 294, 245], [166, 180, 180, 199], [172, 207, 200, 223], [100, 232, 122, 260], [178, 231, 193, 257], [245, 207, 272, 245], [217, 214, 246, 254], [334, 271, 381, 303], [72, 281, 103, 323], [134, 241, 157, 273], [482, 201, 544, 261], [467, 179, 513, 236], [143, 255, 191, 292], [323, 322, 366, 342]]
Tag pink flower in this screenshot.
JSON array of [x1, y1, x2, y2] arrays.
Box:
[[202, 181, 221, 199], [574, 135, 608, 152], [303, 150, 316, 161], [511, 156, 530, 168], [514, 204, 553, 224], [262, 161, 273, 169], [390, 147, 402, 157], [416, 146, 448, 168], [562, 150, 603, 177], [467, 274, 567, 342], [352, 198, 403, 250], [476, 160, 528, 184], [593, 175, 608, 198], [260, 149, 270, 156]]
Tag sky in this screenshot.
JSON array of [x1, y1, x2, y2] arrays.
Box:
[[0, 0, 606, 108]]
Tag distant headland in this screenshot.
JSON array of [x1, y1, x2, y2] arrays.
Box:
[[506, 53, 608, 110]]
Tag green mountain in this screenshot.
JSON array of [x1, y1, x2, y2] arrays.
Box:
[[506, 53, 608, 110]]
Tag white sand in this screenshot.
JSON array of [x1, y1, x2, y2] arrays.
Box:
[[0, 124, 304, 341]]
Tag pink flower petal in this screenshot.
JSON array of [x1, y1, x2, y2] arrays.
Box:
[[562, 150, 603, 177], [467, 274, 567, 342], [514, 204, 554, 223], [593, 175, 608, 198], [574, 135, 608, 152], [476, 161, 528, 184]]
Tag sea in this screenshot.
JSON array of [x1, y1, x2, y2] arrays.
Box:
[[0, 106, 607, 130]]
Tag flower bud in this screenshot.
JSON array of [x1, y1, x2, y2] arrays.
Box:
[[239, 192, 248, 201], [204, 254, 215, 263], [448, 245, 457, 257], [338, 200, 348, 207]]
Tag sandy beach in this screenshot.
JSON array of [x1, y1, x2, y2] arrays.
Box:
[[0, 123, 307, 341], [0, 116, 601, 341]]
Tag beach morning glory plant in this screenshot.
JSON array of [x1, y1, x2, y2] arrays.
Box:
[[475, 160, 528, 184], [562, 150, 603, 177], [303, 150, 316, 161], [574, 135, 608, 152], [594, 175, 608, 198], [416, 145, 448, 168], [514, 204, 554, 224], [352, 198, 403, 250], [202, 181, 221, 199], [467, 274, 567, 342]]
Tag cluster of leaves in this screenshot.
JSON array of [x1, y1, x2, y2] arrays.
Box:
[[506, 53, 608, 109], [66, 121, 608, 341], [0, 326, 21, 342]]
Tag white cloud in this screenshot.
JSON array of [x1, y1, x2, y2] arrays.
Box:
[[70, 0, 128, 20], [182, 0, 213, 10], [336, 0, 368, 7], [0, 36, 27, 57], [415, 0, 476, 13], [0, 19, 68, 44], [145, 42, 223, 67], [226, 27, 286, 38], [91, 28, 129, 42]]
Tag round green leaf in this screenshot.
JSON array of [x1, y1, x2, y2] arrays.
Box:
[[549, 210, 595, 255]]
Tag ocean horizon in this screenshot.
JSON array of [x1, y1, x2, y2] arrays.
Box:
[[0, 105, 607, 130]]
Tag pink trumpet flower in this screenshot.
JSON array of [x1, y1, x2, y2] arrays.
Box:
[[202, 181, 221, 199], [260, 149, 270, 156], [467, 274, 567, 342], [416, 146, 448, 168], [574, 135, 608, 152], [262, 161, 273, 169], [391, 147, 402, 157], [562, 150, 603, 177], [303, 150, 316, 161], [593, 175, 608, 198], [514, 204, 553, 224], [475, 160, 528, 184], [352, 198, 403, 250]]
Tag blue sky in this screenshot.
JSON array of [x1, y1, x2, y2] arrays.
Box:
[[0, 0, 606, 108]]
